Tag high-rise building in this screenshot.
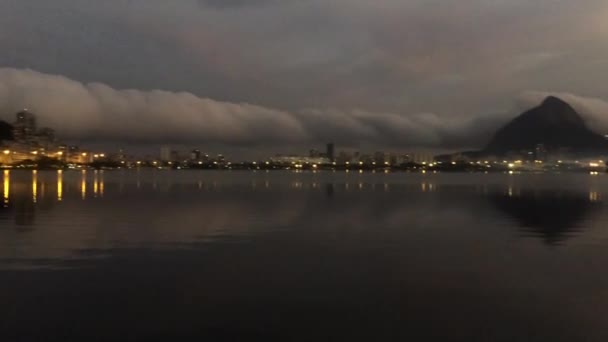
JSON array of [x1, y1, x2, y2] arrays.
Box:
[[36, 127, 56, 150], [13, 110, 37, 143], [374, 151, 386, 164], [326, 143, 335, 162], [160, 146, 172, 162], [412, 152, 434, 164], [190, 149, 201, 160]]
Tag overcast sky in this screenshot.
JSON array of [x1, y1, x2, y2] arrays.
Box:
[[1, 0, 608, 156]]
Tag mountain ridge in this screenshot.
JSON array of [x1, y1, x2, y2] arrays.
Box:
[[483, 96, 608, 154]]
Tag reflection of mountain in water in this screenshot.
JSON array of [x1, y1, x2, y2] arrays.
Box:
[[490, 190, 601, 245]]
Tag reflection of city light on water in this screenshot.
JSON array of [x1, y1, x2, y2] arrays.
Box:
[[81, 172, 87, 200], [32, 170, 37, 203], [590, 191, 600, 203], [420, 182, 436, 193], [91, 171, 105, 198], [3, 170, 9, 207], [57, 170, 63, 201], [100, 172, 105, 197], [94, 171, 99, 197]]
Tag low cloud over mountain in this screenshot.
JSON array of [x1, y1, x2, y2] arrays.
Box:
[[1, 68, 606, 152], [519, 91, 608, 136]]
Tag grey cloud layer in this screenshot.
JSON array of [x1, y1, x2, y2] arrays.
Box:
[[1, 0, 608, 150], [2, 0, 608, 115], [0, 68, 513, 148]]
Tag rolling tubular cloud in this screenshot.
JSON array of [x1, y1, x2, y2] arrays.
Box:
[[0, 68, 308, 145], [0, 68, 606, 150]]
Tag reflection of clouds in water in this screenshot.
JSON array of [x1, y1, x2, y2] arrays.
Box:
[[0, 171, 606, 267]]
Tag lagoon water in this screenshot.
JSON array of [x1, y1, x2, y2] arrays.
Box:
[[2, 169, 608, 341]]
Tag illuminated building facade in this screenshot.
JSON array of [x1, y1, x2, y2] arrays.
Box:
[[13, 110, 37, 143]]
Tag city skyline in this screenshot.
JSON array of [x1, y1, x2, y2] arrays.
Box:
[[1, 96, 607, 173]]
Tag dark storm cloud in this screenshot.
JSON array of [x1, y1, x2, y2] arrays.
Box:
[[1, 0, 608, 150]]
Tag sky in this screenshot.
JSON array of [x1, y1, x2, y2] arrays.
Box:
[[1, 0, 608, 157]]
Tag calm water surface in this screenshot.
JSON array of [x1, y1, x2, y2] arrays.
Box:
[[2, 170, 608, 341]]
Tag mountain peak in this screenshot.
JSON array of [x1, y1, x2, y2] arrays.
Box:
[[483, 97, 608, 154], [541, 95, 569, 107]]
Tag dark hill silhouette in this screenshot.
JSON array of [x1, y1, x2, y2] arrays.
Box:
[[0, 121, 13, 142], [484, 96, 608, 154]]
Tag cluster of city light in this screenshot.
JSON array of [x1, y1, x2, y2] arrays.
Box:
[[0, 147, 110, 167]]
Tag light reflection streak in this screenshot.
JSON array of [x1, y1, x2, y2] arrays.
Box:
[[81, 170, 87, 200], [590, 191, 600, 203], [57, 170, 63, 201], [32, 170, 37, 203], [99, 171, 105, 197], [3, 170, 9, 207], [94, 171, 99, 197]]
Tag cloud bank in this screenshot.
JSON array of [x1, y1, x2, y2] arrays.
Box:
[[2, 0, 608, 118], [1, 68, 607, 152], [0, 67, 520, 150]]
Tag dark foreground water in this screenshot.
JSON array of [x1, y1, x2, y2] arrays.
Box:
[[1, 169, 608, 341]]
